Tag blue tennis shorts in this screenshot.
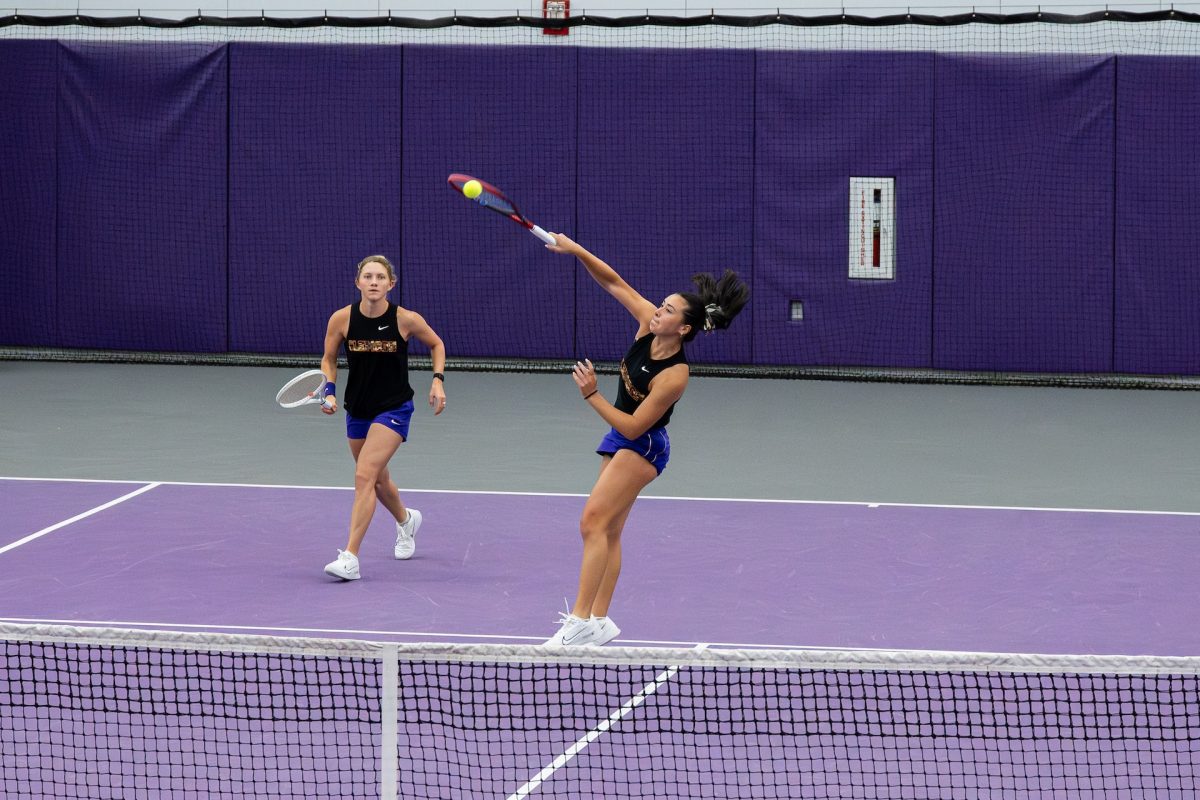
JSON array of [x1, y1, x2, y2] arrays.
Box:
[[346, 401, 415, 441], [596, 426, 671, 475]]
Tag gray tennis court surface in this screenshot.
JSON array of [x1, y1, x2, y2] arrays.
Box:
[[3, 361, 1198, 655]]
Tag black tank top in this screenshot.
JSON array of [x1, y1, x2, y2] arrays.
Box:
[[344, 302, 414, 418], [614, 333, 688, 430]]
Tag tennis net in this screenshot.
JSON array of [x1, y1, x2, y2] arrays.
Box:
[[2, 622, 1198, 798]]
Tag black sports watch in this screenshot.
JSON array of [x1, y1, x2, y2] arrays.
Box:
[[432, 372, 445, 382]]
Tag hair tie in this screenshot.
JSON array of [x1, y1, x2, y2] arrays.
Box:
[[703, 303, 723, 332]]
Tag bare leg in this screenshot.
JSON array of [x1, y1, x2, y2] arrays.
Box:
[[589, 501, 634, 619], [570, 450, 657, 620], [348, 439, 410, 526], [343, 424, 404, 555], [373, 466, 410, 525]]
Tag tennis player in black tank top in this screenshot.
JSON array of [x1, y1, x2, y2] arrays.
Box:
[[541, 233, 749, 647], [317, 255, 447, 582]]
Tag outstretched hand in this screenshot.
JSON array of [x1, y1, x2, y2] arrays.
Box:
[[545, 233, 581, 256], [572, 359, 598, 398]]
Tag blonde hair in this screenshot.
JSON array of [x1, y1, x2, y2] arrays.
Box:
[[356, 255, 397, 282]]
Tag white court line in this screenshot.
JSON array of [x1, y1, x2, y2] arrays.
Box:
[[0, 617, 555, 642], [0, 477, 149, 485], [2, 475, 1198, 516], [0, 483, 161, 556], [0, 617, 918, 653], [505, 644, 708, 800]]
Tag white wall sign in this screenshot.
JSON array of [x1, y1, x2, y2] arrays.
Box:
[[849, 177, 895, 280]]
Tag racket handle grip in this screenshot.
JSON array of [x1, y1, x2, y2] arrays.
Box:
[[531, 225, 557, 246]]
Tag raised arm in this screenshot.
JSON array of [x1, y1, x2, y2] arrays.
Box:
[[547, 233, 656, 328]]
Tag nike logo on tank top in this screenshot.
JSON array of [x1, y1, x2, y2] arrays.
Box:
[[344, 302, 414, 418], [615, 333, 687, 430]]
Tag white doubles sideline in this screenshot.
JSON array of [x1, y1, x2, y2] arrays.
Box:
[[504, 649, 705, 800], [3, 474, 1198, 516], [0, 481, 161, 556]]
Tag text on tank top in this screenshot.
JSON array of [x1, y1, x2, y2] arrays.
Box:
[[344, 302, 414, 418]]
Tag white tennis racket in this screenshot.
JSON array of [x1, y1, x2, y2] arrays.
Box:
[[276, 369, 333, 410]]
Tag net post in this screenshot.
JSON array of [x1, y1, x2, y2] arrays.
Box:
[[379, 643, 399, 800]]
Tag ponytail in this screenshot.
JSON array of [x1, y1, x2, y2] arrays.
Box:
[[679, 270, 749, 343]]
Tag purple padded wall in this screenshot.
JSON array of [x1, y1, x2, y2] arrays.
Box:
[[1115, 57, 1200, 375], [755, 51, 934, 368], [0, 41, 56, 347], [56, 42, 227, 352], [10, 41, 1200, 377], [229, 44, 403, 357], [934, 55, 1114, 373], [575, 49, 754, 365], [401, 45, 575, 360]]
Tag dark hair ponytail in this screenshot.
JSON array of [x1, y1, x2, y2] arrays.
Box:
[[679, 270, 749, 343]]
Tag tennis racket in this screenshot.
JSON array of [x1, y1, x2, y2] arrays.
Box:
[[276, 369, 333, 410], [448, 173, 557, 246]]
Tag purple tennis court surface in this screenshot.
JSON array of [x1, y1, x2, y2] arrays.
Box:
[[2, 476, 1198, 657]]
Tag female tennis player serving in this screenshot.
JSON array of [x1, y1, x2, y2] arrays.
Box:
[[320, 255, 447, 581], [542, 234, 748, 646]]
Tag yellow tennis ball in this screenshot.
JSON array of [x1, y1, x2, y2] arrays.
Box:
[[463, 179, 482, 199]]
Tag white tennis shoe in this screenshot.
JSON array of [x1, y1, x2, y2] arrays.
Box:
[[324, 550, 360, 581], [394, 508, 422, 560], [544, 612, 596, 647], [589, 616, 621, 646]]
